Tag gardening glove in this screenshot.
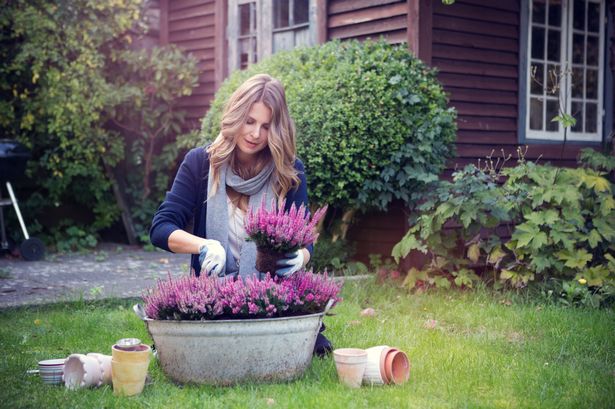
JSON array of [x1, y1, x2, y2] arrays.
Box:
[[198, 240, 226, 277], [275, 250, 304, 277]]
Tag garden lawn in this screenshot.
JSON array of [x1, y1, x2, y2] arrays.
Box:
[[0, 278, 613, 409]]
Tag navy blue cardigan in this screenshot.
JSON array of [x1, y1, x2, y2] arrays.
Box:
[[150, 146, 312, 276]]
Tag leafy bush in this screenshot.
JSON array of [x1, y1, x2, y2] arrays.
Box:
[[393, 151, 615, 305], [0, 1, 199, 248], [308, 235, 356, 273], [197, 40, 456, 216], [104, 46, 199, 240]]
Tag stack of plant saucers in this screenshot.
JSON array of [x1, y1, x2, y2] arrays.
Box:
[[38, 359, 65, 385], [362, 345, 410, 386]]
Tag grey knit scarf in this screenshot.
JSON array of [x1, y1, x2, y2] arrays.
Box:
[[206, 161, 275, 278]]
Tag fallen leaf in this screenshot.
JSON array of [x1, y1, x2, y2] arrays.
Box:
[[360, 307, 376, 317], [159, 258, 169, 264], [348, 320, 361, 326]]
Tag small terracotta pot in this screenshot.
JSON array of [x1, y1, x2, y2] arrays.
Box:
[[383, 349, 410, 385], [111, 344, 151, 396], [87, 353, 112, 385], [63, 354, 103, 389], [363, 345, 393, 385], [333, 348, 368, 388], [255, 247, 285, 275]]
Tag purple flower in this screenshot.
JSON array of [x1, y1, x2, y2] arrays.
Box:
[[245, 199, 328, 253], [142, 271, 341, 321]]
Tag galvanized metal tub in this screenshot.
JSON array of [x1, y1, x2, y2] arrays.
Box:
[[143, 312, 325, 385]]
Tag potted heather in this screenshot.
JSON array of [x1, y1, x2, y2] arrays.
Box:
[[245, 199, 328, 274], [137, 271, 341, 385]]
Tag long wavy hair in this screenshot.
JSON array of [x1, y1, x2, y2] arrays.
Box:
[[207, 74, 299, 203]]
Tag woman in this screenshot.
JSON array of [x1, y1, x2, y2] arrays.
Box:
[[150, 73, 331, 355]]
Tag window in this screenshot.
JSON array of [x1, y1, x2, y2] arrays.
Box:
[[525, 0, 606, 141], [228, 0, 316, 72]]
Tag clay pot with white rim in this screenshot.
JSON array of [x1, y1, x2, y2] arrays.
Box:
[[63, 354, 104, 389], [333, 348, 368, 388]]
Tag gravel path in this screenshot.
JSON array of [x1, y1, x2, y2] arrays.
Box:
[[0, 243, 188, 308]]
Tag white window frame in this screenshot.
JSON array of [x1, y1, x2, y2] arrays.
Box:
[[228, 0, 318, 72], [525, 0, 606, 142]]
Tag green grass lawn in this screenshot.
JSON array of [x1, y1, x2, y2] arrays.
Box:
[[1, 278, 614, 409]]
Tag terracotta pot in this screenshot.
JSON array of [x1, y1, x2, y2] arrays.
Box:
[[63, 354, 103, 389], [363, 345, 393, 385], [111, 344, 151, 396], [255, 247, 285, 275], [383, 349, 410, 385], [333, 348, 368, 388]]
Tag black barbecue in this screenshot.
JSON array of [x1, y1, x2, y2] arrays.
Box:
[[0, 139, 45, 260]]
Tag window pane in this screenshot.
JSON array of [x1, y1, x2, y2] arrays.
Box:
[[252, 36, 258, 63], [585, 103, 597, 133], [546, 99, 559, 131], [547, 29, 560, 61], [571, 101, 584, 132], [573, 0, 585, 30], [239, 38, 250, 69], [548, 1, 562, 27], [530, 98, 544, 130], [586, 69, 598, 99], [240, 3, 254, 36], [547, 64, 560, 94], [533, 0, 546, 24], [274, 0, 290, 29], [587, 1, 600, 33], [586, 35, 599, 65], [532, 27, 545, 59], [571, 67, 584, 98], [572, 34, 585, 64], [293, 0, 309, 25], [531, 63, 544, 94]]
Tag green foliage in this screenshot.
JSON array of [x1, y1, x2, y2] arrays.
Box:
[[308, 235, 356, 274], [578, 147, 615, 176], [393, 153, 615, 302], [104, 46, 199, 239], [52, 223, 98, 253], [0, 1, 199, 247], [197, 40, 456, 215], [536, 278, 615, 308], [0, 1, 143, 236]]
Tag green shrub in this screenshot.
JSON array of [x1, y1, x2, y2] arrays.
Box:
[[308, 235, 356, 273], [393, 152, 615, 306], [104, 46, 199, 240], [0, 1, 199, 248], [197, 40, 456, 216]]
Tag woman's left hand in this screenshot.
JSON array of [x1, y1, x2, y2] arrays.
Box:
[[275, 249, 306, 277]]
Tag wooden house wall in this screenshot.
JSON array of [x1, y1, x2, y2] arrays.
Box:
[[327, 0, 408, 43], [163, 0, 218, 128], [159, 0, 612, 266], [433, 0, 596, 171]]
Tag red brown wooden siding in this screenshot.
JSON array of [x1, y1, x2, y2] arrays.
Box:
[[328, 0, 408, 43], [166, 0, 217, 128], [432, 0, 592, 169]]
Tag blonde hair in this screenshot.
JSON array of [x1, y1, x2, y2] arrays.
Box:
[[207, 74, 300, 202]]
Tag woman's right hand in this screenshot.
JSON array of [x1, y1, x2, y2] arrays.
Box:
[[199, 240, 226, 276]]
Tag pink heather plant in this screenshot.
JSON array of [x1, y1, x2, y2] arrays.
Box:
[[143, 271, 341, 320], [245, 199, 328, 253]]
